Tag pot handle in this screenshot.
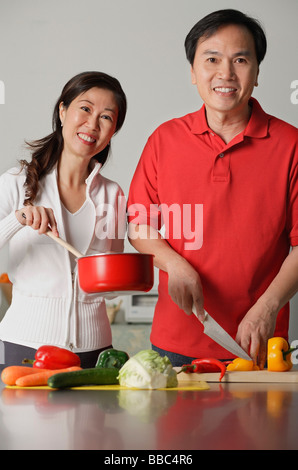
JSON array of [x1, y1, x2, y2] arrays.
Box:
[[46, 230, 83, 259]]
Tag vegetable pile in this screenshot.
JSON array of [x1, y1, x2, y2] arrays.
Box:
[[0, 346, 178, 390], [1, 336, 297, 390], [177, 336, 298, 381]]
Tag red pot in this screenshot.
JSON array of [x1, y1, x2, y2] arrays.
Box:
[[46, 231, 154, 294], [77, 253, 154, 294]]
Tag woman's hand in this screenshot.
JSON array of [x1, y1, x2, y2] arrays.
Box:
[[235, 300, 278, 369], [166, 256, 205, 321], [15, 206, 59, 237]]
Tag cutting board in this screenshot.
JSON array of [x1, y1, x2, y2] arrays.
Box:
[[175, 368, 298, 383], [5, 370, 298, 390], [5, 382, 210, 391]]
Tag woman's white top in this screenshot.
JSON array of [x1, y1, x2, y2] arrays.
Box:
[[0, 160, 126, 352]]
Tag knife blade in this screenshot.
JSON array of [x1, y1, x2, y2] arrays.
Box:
[[193, 307, 252, 361]]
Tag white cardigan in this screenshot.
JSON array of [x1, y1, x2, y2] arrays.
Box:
[[0, 161, 126, 351]]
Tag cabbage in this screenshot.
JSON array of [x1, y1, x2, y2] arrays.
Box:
[[117, 349, 178, 389]]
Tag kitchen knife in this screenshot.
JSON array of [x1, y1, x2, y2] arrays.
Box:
[[193, 307, 252, 361]]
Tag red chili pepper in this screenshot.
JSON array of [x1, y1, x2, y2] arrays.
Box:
[[180, 358, 226, 381], [180, 364, 196, 374], [23, 345, 81, 369]]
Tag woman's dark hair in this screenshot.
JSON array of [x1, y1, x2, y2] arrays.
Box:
[[185, 9, 267, 66], [21, 71, 127, 205]]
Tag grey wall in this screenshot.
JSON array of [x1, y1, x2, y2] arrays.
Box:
[[0, 0, 297, 340]]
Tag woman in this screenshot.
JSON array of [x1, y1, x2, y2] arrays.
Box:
[[0, 71, 127, 368]]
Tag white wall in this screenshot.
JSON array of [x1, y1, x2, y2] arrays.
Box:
[[0, 0, 297, 339]]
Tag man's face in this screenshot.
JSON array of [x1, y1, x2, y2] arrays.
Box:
[[190, 24, 259, 117]]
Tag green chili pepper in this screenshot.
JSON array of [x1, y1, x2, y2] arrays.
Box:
[[95, 348, 129, 370]]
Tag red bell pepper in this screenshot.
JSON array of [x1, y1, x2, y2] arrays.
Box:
[[23, 345, 81, 369], [179, 358, 227, 382]]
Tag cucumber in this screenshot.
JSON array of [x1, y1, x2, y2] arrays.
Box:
[[47, 367, 119, 389]]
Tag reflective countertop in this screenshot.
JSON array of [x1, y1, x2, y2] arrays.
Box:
[[1, 378, 298, 451]]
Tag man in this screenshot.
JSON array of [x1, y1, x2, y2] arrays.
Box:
[[127, 9, 298, 368]]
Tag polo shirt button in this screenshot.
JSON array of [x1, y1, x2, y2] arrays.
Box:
[[219, 153, 225, 158]]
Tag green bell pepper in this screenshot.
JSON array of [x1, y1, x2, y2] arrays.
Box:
[[96, 348, 129, 370]]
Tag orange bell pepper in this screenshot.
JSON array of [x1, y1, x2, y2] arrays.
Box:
[[0, 273, 11, 284], [226, 358, 259, 371], [267, 337, 293, 372]]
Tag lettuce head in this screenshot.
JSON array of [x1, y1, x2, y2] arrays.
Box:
[[117, 349, 178, 389]]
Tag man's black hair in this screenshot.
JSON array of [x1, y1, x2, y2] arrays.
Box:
[[185, 9, 267, 65]]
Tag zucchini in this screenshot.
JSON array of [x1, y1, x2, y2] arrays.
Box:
[[47, 367, 119, 389]]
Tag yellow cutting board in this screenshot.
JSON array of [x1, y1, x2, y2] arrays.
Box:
[[6, 370, 298, 389], [5, 382, 209, 391], [175, 368, 298, 383]]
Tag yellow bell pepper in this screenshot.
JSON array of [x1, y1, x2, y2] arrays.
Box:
[[226, 358, 259, 371], [267, 337, 293, 372]]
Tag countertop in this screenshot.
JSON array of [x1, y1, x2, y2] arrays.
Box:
[[1, 375, 298, 451]]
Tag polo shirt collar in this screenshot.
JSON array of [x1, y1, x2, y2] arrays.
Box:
[[191, 97, 269, 138], [190, 105, 209, 135], [244, 98, 269, 138]]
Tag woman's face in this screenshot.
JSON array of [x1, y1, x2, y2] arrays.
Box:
[[59, 87, 118, 162]]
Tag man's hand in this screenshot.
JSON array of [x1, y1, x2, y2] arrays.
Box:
[[236, 299, 278, 368], [237, 246, 298, 368], [166, 256, 205, 321]]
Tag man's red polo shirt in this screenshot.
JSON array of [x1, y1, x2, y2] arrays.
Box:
[[128, 98, 298, 359]]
